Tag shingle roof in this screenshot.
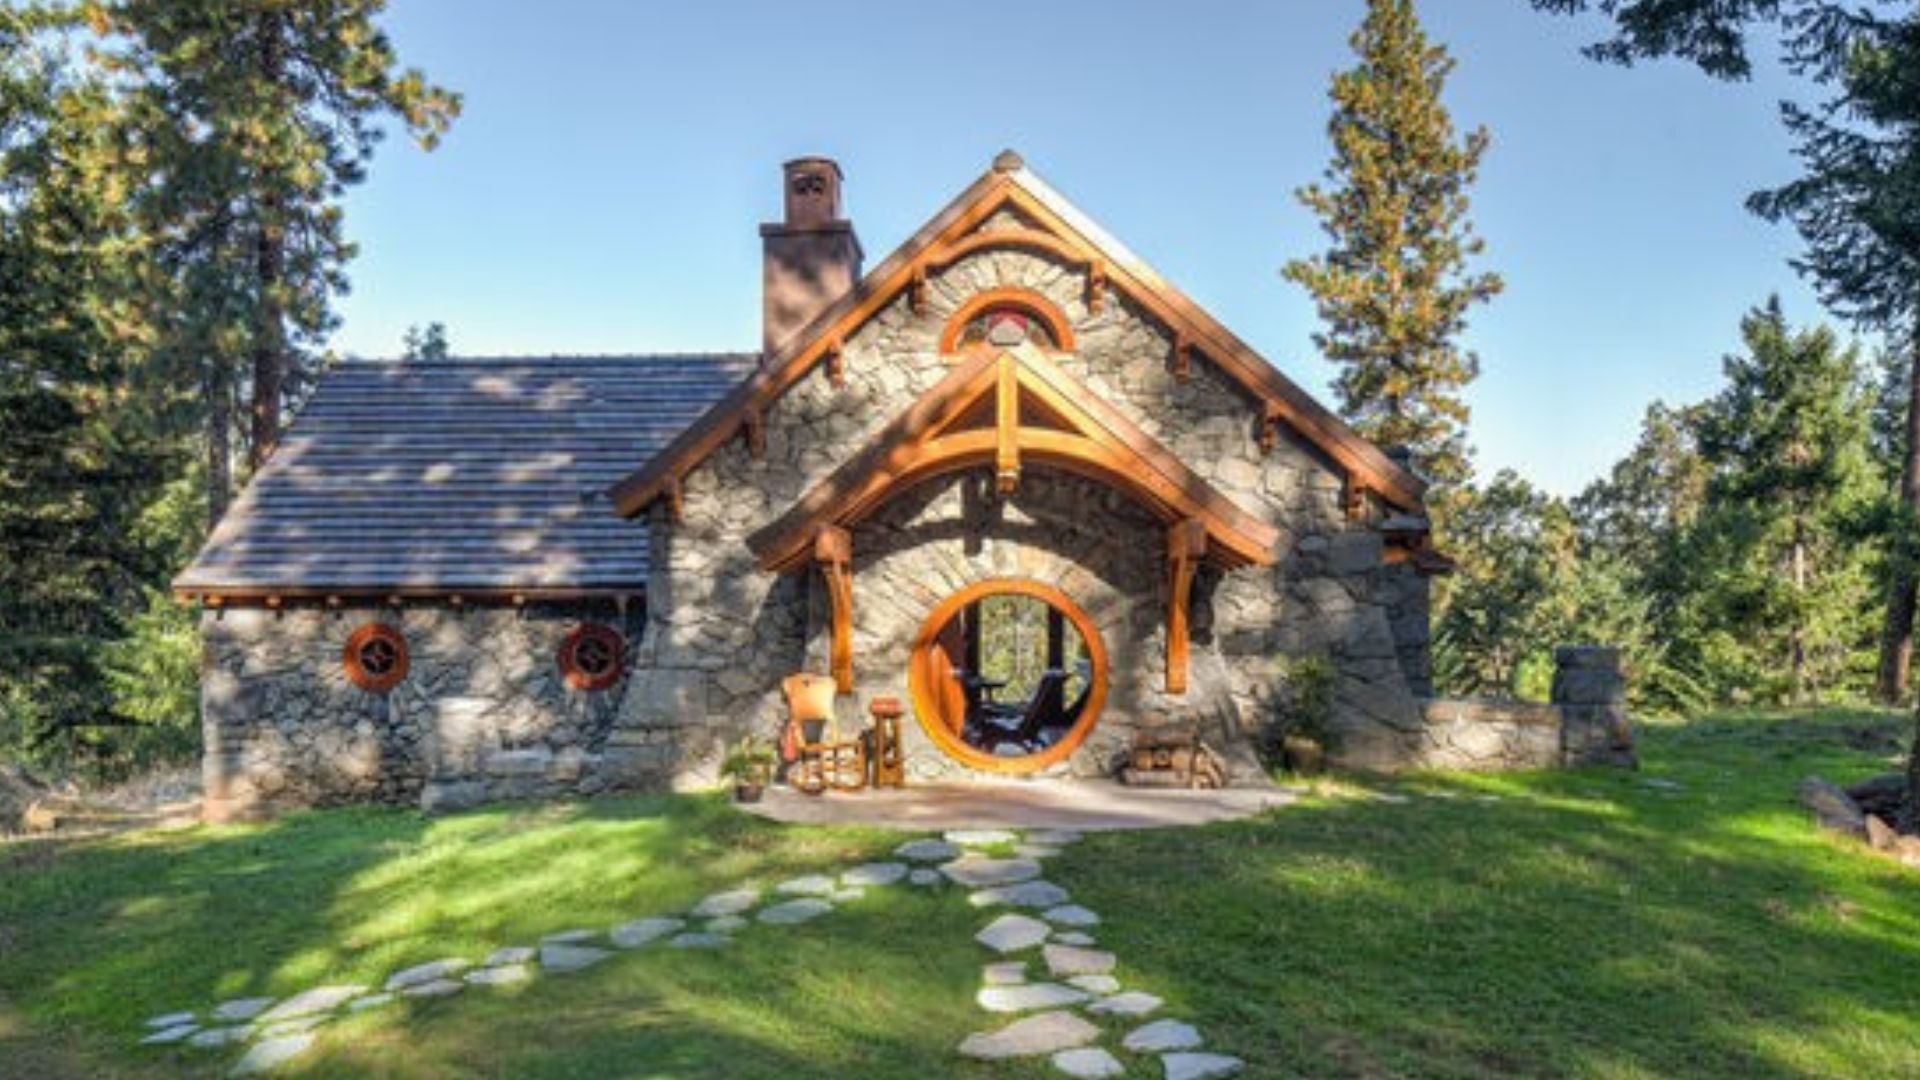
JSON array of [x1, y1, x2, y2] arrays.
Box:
[[174, 354, 757, 596]]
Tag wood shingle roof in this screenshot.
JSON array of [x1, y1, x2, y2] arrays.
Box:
[[174, 354, 756, 599]]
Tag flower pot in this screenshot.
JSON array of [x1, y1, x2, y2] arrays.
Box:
[[1282, 735, 1325, 777], [734, 782, 766, 803]]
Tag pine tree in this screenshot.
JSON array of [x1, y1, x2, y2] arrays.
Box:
[[1694, 298, 1879, 703], [1284, 0, 1503, 495], [91, 0, 460, 523]]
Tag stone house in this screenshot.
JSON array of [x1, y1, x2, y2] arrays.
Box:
[[177, 151, 1604, 821]]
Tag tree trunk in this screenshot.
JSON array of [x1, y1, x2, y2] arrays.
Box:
[[1791, 517, 1808, 705], [205, 357, 232, 527], [1877, 326, 1920, 703], [247, 14, 287, 469]]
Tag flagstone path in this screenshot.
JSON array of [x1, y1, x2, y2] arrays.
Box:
[[138, 828, 1243, 1078]]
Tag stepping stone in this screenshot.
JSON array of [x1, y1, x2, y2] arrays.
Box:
[[1123, 1019, 1203, 1052], [691, 887, 760, 918], [1088, 990, 1162, 1017], [140, 1024, 197, 1045], [775, 874, 837, 896], [941, 857, 1042, 887], [611, 917, 685, 949], [1016, 844, 1063, 859], [946, 828, 1019, 846], [1053, 931, 1097, 947], [667, 931, 730, 949], [230, 1033, 316, 1076], [970, 880, 1071, 909], [1043, 905, 1101, 927], [253, 1014, 328, 1040], [957, 1010, 1099, 1060], [541, 928, 598, 945], [484, 946, 535, 966], [1373, 792, 1412, 804], [1026, 830, 1083, 846], [145, 1010, 196, 1029], [540, 944, 610, 972], [976, 913, 1052, 953], [1163, 1052, 1246, 1080], [759, 898, 833, 925], [1044, 944, 1116, 977], [346, 993, 396, 1013], [909, 868, 942, 886], [977, 982, 1091, 1013], [895, 838, 961, 861], [705, 915, 749, 933], [1067, 974, 1119, 994], [187, 1026, 249, 1047], [1053, 1047, 1125, 1079], [842, 862, 908, 887], [212, 997, 276, 1022], [830, 887, 865, 903], [257, 985, 366, 1024], [466, 963, 532, 986], [982, 961, 1027, 985], [385, 958, 470, 991], [400, 978, 465, 998]]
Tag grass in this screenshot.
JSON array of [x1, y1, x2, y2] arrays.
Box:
[[2, 709, 1917, 1078]]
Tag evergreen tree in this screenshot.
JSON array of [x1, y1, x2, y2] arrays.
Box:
[[402, 321, 450, 360], [1433, 471, 1577, 697], [1285, 0, 1503, 494], [1694, 299, 1879, 703], [91, 0, 460, 523]]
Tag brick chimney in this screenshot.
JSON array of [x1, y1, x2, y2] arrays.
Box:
[[761, 157, 863, 358]]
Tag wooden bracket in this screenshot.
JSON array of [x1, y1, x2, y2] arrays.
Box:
[[1171, 336, 1193, 381], [825, 340, 846, 388], [1258, 403, 1282, 454], [995, 354, 1020, 493], [910, 267, 929, 315], [663, 476, 685, 524], [814, 525, 854, 692], [1343, 473, 1366, 522], [742, 406, 766, 459], [1165, 519, 1207, 695], [1086, 260, 1107, 313]]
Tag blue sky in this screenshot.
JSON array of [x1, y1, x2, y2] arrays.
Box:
[[336, 1, 1829, 496]]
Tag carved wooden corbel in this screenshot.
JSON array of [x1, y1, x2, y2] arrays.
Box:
[[814, 525, 854, 692], [1171, 336, 1193, 381], [742, 406, 766, 459], [910, 267, 929, 315], [1258, 403, 1282, 454], [824, 339, 846, 388], [1086, 260, 1107, 313], [663, 476, 685, 524], [1343, 473, 1366, 523], [1165, 519, 1207, 694]]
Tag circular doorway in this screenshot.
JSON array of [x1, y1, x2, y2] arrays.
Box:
[[907, 579, 1108, 774]]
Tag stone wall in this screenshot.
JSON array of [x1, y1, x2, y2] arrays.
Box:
[[200, 604, 683, 820], [1399, 647, 1636, 771]]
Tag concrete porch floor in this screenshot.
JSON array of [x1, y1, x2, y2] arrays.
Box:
[[739, 778, 1301, 832]]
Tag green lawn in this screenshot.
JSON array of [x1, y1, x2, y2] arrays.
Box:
[[2, 709, 1917, 1078]]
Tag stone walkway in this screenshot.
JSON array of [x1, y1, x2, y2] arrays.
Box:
[[744, 778, 1299, 832], [139, 828, 1244, 1077]]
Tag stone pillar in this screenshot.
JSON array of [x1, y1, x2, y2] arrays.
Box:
[[1551, 646, 1636, 768]]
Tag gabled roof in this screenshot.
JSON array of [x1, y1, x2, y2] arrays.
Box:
[[174, 355, 755, 600], [609, 150, 1428, 519], [748, 342, 1281, 572]]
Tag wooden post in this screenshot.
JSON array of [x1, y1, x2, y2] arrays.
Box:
[[814, 525, 854, 692], [1166, 519, 1207, 694], [995, 354, 1020, 493]]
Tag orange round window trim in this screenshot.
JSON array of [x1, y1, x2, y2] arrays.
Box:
[[906, 579, 1108, 776], [343, 623, 409, 693], [938, 287, 1076, 354], [558, 623, 626, 691]]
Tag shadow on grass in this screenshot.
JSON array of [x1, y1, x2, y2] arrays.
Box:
[[1059, 709, 1920, 1080]]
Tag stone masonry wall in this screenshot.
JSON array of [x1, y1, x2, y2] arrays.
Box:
[[1405, 647, 1636, 771]]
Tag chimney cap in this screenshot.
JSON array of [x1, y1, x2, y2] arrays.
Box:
[[783, 155, 844, 178], [992, 148, 1024, 173]]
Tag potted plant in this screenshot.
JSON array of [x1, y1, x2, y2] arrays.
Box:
[[720, 735, 776, 803]]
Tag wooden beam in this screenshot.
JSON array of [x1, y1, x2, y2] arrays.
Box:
[[995, 354, 1020, 493], [814, 525, 855, 692], [1166, 519, 1207, 695]]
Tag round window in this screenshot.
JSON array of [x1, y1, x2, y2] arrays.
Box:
[[343, 623, 409, 693], [907, 580, 1107, 774], [558, 623, 625, 691]]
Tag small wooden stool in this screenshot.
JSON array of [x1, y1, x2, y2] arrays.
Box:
[[867, 696, 906, 789]]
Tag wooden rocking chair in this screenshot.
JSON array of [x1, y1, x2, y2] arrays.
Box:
[[781, 673, 866, 795]]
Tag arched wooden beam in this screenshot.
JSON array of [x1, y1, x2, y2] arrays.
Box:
[[937, 286, 1077, 355], [924, 227, 1088, 277]]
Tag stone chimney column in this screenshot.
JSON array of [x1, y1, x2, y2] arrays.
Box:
[[760, 157, 863, 358]]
